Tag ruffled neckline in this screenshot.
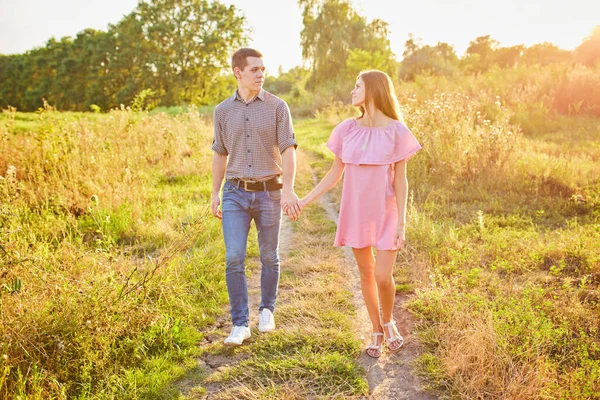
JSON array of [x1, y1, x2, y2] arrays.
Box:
[[326, 118, 421, 166], [350, 118, 399, 131]]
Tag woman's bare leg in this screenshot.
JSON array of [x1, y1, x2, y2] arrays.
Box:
[[352, 247, 383, 356], [375, 249, 403, 350]]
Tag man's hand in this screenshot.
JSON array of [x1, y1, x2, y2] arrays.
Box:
[[281, 191, 300, 221], [211, 194, 222, 220]]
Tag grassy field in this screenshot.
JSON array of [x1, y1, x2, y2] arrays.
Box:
[[1, 64, 599, 398], [304, 74, 600, 397], [0, 107, 228, 397], [0, 107, 370, 398]]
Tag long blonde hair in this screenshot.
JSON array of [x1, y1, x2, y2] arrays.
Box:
[[357, 70, 404, 123]]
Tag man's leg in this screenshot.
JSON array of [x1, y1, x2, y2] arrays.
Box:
[[253, 189, 282, 314], [222, 183, 252, 327]]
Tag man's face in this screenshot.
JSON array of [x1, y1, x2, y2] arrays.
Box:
[[351, 77, 366, 107], [235, 57, 265, 92]]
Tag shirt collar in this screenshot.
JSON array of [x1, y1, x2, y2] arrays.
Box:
[[234, 89, 265, 103]]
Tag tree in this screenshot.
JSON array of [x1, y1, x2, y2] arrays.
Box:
[[104, 12, 153, 108], [298, 0, 395, 90], [264, 66, 311, 96], [466, 35, 499, 60], [0, 0, 247, 111], [494, 45, 524, 68], [346, 49, 396, 81], [522, 42, 571, 65], [136, 0, 246, 105], [399, 35, 459, 79], [576, 25, 600, 66], [464, 35, 499, 72], [0, 54, 29, 110]]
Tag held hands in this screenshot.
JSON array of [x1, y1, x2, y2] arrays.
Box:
[[281, 191, 303, 221], [212, 191, 304, 221], [211, 194, 222, 220]]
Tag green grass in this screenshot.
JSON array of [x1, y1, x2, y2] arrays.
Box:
[[0, 109, 228, 398], [294, 118, 337, 160]]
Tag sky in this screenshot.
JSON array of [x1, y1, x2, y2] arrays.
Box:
[[1, 0, 598, 75]]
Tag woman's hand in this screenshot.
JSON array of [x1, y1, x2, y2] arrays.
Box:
[[281, 191, 301, 220], [394, 224, 405, 250], [283, 198, 307, 220]]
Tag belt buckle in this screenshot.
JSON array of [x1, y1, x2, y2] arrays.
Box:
[[243, 180, 257, 192]]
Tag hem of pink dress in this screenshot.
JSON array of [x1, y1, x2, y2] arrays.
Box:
[[334, 240, 398, 251]]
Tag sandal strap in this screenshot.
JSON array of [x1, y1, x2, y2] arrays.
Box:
[[368, 332, 384, 350], [386, 335, 404, 344], [383, 321, 403, 342]]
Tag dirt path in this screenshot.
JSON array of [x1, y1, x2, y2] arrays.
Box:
[[176, 149, 437, 399], [311, 166, 437, 400]]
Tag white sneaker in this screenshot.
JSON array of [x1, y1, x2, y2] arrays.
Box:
[[223, 326, 251, 346], [258, 308, 276, 332]]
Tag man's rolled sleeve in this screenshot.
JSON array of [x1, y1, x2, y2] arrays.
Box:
[[276, 101, 297, 154], [211, 110, 228, 155]]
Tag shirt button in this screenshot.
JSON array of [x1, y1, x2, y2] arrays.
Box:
[[246, 135, 249, 137], [247, 149, 250, 152], [249, 165, 251, 167], [245, 118, 249, 121]]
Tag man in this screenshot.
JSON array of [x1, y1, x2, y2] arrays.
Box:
[[211, 48, 301, 346]]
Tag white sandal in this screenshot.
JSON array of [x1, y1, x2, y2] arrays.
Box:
[[366, 332, 384, 358], [383, 321, 404, 352]]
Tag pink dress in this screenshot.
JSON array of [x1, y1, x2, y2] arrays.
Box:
[[327, 118, 421, 250]]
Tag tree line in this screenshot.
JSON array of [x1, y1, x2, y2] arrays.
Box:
[[1, 0, 599, 112], [0, 0, 247, 112], [272, 1, 599, 97]]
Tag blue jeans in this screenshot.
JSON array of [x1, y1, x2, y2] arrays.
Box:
[[221, 180, 282, 327]]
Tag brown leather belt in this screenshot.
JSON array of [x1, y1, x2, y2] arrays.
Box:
[[230, 177, 283, 192]]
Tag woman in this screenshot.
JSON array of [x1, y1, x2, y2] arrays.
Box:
[[298, 70, 421, 358]]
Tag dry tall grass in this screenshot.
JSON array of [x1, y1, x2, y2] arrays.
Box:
[[0, 108, 225, 398]]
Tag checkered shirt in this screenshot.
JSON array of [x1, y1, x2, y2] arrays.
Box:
[[212, 89, 297, 182]]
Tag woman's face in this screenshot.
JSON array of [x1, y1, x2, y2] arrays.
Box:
[[351, 77, 365, 107]]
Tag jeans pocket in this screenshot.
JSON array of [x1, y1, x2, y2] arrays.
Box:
[[223, 182, 236, 193], [266, 189, 282, 201]]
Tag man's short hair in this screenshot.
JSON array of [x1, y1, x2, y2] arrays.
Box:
[[231, 48, 263, 72]]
